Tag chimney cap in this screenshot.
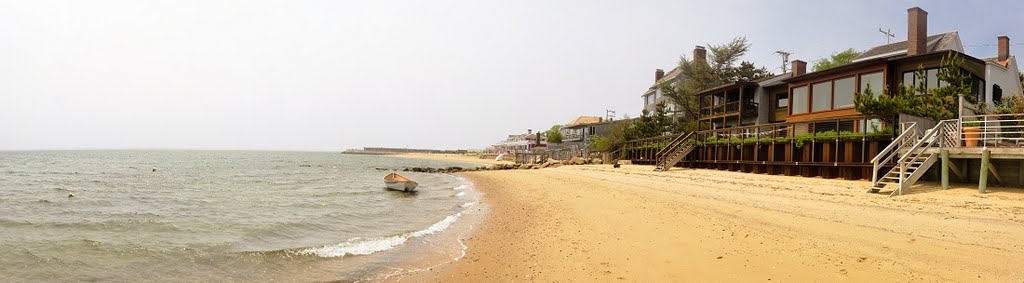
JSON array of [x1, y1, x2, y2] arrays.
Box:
[[908, 6, 928, 13], [694, 45, 706, 50]]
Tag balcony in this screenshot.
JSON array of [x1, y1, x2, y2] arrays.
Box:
[[699, 100, 759, 119]]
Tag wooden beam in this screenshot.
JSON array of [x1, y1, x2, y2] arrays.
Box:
[[987, 157, 1004, 185], [947, 157, 965, 181]]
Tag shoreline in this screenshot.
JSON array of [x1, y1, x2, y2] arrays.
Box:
[[386, 162, 1024, 282], [389, 153, 514, 166]]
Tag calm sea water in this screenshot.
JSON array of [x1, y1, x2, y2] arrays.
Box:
[[0, 151, 485, 282]]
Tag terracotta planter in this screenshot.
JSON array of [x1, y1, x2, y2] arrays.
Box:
[[963, 127, 981, 147]]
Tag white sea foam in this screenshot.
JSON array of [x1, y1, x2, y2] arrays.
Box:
[[455, 191, 465, 197], [299, 213, 462, 258], [299, 236, 408, 257], [304, 175, 476, 261], [410, 213, 460, 238]]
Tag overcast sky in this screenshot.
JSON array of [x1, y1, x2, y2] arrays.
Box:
[[1, 0, 1021, 151]]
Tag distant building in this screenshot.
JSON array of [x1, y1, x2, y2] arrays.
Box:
[[550, 116, 620, 159], [641, 53, 691, 117], [487, 129, 547, 154]]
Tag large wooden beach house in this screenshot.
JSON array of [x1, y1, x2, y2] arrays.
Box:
[[646, 7, 1024, 195]]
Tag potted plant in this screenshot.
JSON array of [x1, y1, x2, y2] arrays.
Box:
[[962, 121, 982, 147]]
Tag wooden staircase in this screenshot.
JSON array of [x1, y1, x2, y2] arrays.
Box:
[[654, 132, 694, 171], [868, 120, 958, 196]]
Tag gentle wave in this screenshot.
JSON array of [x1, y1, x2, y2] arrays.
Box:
[[295, 212, 462, 258]]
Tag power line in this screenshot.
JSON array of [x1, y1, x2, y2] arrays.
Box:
[[774, 50, 793, 73], [879, 28, 895, 44]]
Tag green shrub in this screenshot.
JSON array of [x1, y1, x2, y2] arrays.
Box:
[[775, 136, 791, 143], [759, 137, 774, 144], [743, 136, 759, 145], [813, 130, 837, 142], [838, 131, 863, 141], [794, 133, 814, 148]]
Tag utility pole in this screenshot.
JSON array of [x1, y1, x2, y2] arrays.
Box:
[[879, 28, 895, 44], [605, 109, 616, 121], [774, 50, 792, 73]]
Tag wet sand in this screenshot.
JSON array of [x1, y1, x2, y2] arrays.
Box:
[[387, 164, 1024, 282]]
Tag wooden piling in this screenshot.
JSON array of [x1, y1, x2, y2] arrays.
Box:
[[941, 149, 949, 190], [979, 149, 990, 194]]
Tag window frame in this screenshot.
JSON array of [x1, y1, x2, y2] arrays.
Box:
[[832, 76, 857, 110], [790, 86, 809, 115], [774, 92, 789, 110]]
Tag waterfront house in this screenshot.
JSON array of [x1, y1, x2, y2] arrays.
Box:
[[647, 7, 1024, 190], [487, 129, 547, 154], [552, 116, 618, 159], [641, 55, 689, 117]]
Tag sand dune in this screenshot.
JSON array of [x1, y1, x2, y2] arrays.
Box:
[[391, 164, 1024, 282]]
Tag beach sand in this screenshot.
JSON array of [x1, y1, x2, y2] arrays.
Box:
[[392, 153, 514, 165], [389, 164, 1024, 282]]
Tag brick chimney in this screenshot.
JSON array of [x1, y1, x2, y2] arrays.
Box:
[[693, 46, 707, 66], [907, 7, 928, 56], [791, 60, 807, 77], [998, 36, 1010, 62], [655, 69, 665, 81]]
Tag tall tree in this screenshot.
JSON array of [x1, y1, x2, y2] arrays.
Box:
[[855, 53, 975, 124], [544, 125, 562, 144], [662, 37, 772, 132], [725, 61, 773, 81], [812, 48, 861, 71]]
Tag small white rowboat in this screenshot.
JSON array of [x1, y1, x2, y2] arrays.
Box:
[[384, 173, 418, 192]]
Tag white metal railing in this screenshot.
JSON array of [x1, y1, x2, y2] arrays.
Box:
[[889, 120, 954, 195], [871, 122, 917, 187], [961, 113, 1024, 147]]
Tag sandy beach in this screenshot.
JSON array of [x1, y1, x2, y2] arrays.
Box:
[[390, 164, 1024, 282]]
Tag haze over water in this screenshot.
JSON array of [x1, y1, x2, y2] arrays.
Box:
[[0, 151, 482, 282]]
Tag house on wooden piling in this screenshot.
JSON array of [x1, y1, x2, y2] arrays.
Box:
[[647, 7, 1024, 194]]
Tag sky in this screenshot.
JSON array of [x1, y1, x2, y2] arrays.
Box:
[[1, 0, 1022, 151]]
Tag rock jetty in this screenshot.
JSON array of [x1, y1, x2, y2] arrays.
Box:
[[372, 157, 608, 174]]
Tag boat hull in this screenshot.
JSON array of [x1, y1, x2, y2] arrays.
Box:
[[385, 181, 418, 191]]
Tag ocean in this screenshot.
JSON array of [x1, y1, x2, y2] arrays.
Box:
[[0, 151, 486, 282]]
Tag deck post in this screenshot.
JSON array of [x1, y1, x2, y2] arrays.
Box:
[[979, 149, 990, 194], [1019, 160, 1024, 186], [941, 149, 949, 190]]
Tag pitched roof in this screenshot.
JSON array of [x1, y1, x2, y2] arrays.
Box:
[[854, 32, 959, 61], [649, 66, 685, 89], [757, 72, 792, 87], [565, 116, 602, 126], [982, 57, 1011, 68]]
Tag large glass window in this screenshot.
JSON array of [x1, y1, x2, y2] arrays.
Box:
[[834, 77, 855, 108], [811, 81, 832, 112], [903, 72, 915, 89], [775, 92, 788, 109], [859, 72, 883, 96], [791, 86, 808, 115], [926, 69, 939, 90]]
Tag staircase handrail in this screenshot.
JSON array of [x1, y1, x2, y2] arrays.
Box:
[[655, 132, 690, 158], [889, 120, 953, 195], [655, 132, 693, 167], [870, 122, 916, 187]]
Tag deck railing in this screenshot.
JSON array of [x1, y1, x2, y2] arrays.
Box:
[[961, 113, 1024, 147]]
